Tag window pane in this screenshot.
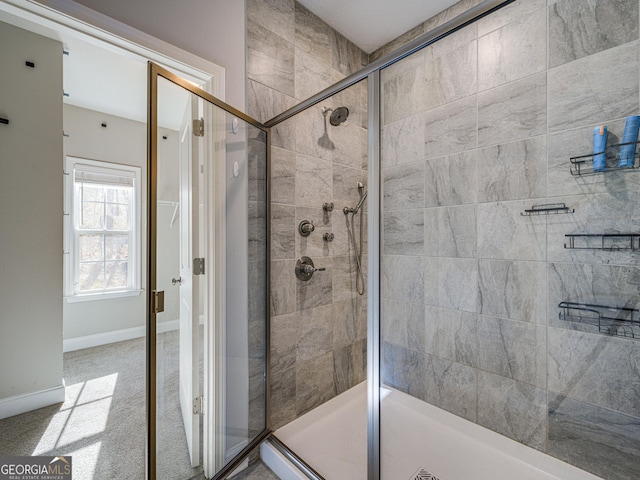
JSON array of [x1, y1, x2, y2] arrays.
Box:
[[80, 201, 104, 229], [106, 186, 130, 204], [80, 234, 104, 262], [106, 235, 129, 260], [106, 203, 130, 230], [79, 184, 104, 202], [79, 262, 105, 291], [106, 261, 128, 289]]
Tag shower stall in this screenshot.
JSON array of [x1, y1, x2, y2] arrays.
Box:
[[257, 0, 640, 479]]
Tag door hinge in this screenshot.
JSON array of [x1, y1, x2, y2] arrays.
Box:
[[152, 290, 165, 313], [193, 395, 204, 415], [193, 258, 205, 275], [193, 117, 204, 137]]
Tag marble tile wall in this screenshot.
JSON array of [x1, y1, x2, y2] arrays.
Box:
[[246, 0, 369, 429], [380, 0, 640, 478]]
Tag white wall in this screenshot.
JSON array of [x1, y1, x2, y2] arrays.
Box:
[[0, 21, 64, 407], [67, 0, 246, 110]]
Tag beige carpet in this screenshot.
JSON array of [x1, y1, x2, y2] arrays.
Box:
[[0, 333, 203, 480]]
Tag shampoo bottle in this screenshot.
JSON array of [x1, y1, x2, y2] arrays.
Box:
[[618, 115, 640, 167], [593, 125, 607, 172]]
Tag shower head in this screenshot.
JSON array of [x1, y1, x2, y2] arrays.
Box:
[[321, 106, 350, 126], [330, 106, 349, 126]]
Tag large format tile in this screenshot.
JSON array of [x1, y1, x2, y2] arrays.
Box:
[[295, 153, 332, 208], [333, 339, 366, 395], [294, 48, 333, 102], [270, 367, 296, 428], [381, 255, 424, 304], [424, 205, 477, 258], [549, 0, 639, 68], [270, 260, 296, 317], [424, 96, 478, 160], [296, 304, 333, 363], [271, 312, 298, 373], [477, 0, 546, 37], [477, 371, 547, 450], [382, 161, 425, 211], [547, 327, 640, 418], [477, 200, 546, 261], [383, 209, 424, 255], [478, 73, 547, 147], [478, 259, 546, 324], [247, 80, 296, 150], [247, 19, 295, 97], [382, 54, 427, 125], [247, 0, 294, 43], [548, 394, 640, 480], [381, 114, 425, 168], [424, 257, 477, 312], [296, 352, 336, 416], [548, 41, 639, 133], [296, 265, 332, 311], [270, 203, 295, 260], [331, 30, 364, 76], [271, 147, 296, 205], [425, 354, 477, 422], [331, 255, 357, 303], [333, 298, 365, 350], [424, 306, 477, 367], [424, 151, 478, 207], [294, 2, 331, 66], [382, 299, 425, 353], [478, 4, 546, 91], [424, 24, 477, 109], [477, 136, 547, 203], [381, 342, 426, 400], [477, 315, 540, 386]]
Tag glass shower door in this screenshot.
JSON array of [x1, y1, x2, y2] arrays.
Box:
[[149, 63, 269, 480]]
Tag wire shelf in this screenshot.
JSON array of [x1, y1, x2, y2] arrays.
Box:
[[558, 301, 640, 340], [564, 233, 640, 251], [521, 203, 574, 216], [569, 140, 640, 176]]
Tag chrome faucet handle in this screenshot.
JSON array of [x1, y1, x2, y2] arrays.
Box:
[[299, 220, 315, 236], [295, 256, 325, 281], [323, 232, 334, 242], [323, 202, 334, 212]]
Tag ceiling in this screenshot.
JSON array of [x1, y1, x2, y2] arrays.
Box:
[[297, 0, 461, 53], [1, 0, 461, 126]]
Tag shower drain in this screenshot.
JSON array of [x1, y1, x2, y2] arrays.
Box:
[[411, 468, 440, 480]]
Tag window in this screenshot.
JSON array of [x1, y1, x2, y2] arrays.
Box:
[[65, 157, 141, 299]]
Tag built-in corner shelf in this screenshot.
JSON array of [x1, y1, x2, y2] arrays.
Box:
[[570, 140, 640, 176], [558, 301, 640, 340], [521, 203, 574, 216], [564, 233, 640, 251]]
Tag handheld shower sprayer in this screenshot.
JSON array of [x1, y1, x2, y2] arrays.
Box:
[[343, 181, 367, 215]]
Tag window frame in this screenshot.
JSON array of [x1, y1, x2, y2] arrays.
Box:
[[64, 156, 142, 301]]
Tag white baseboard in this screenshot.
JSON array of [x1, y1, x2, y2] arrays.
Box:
[[0, 384, 65, 420], [63, 320, 179, 352]]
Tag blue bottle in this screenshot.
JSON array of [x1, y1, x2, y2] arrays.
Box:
[[593, 125, 607, 172], [618, 115, 640, 167]]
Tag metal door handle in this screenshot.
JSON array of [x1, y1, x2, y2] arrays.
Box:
[[172, 277, 182, 286]]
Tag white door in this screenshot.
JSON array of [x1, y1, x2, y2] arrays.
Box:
[[178, 99, 201, 467]]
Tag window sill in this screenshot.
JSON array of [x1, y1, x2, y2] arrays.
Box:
[[65, 289, 144, 303]]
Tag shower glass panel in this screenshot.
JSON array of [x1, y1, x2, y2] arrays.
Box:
[[151, 65, 269, 480], [266, 77, 369, 479], [379, 1, 640, 479]]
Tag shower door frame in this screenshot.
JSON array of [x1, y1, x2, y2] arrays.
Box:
[[263, 1, 515, 478], [147, 61, 272, 480]]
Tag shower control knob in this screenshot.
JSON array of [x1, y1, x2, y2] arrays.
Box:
[[299, 220, 315, 237], [323, 232, 334, 242], [323, 202, 334, 212], [295, 256, 325, 281]]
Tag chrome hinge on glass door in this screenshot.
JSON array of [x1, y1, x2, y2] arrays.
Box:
[[193, 117, 204, 137], [193, 395, 204, 415]]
